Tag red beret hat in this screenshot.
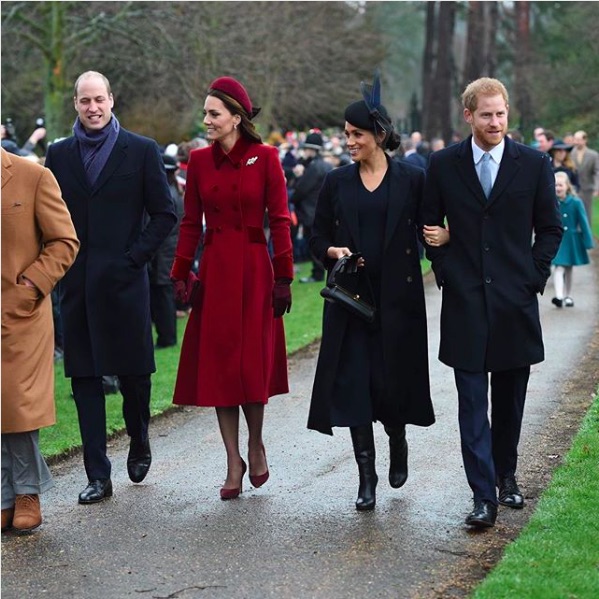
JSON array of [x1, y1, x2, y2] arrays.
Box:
[[209, 76, 253, 117]]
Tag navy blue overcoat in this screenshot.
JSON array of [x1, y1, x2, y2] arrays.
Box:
[[45, 128, 176, 376], [422, 135, 563, 372]]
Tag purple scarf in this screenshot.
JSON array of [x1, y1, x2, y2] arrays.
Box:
[[73, 115, 120, 186]]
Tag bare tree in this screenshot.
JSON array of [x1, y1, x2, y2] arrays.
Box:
[[513, 1, 533, 133], [421, 1, 437, 136]]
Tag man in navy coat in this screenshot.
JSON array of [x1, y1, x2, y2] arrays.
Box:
[[45, 71, 176, 504], [422, 78, 562, 528]]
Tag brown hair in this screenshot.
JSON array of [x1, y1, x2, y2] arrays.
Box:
[[461, 77, 509, 112], [207, 89, 262, 144]]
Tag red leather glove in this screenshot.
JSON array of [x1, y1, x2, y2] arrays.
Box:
[[272, 279, 292, 318], [173, 280, 187, 304]]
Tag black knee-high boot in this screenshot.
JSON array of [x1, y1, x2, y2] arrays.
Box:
[[350, 424, 378, 511], [384, 425, 408, 489]]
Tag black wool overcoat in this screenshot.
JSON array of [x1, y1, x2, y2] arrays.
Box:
[[421, 135, 563, 372], [45, 128, 176, 377], [307, 158, 435, 435]]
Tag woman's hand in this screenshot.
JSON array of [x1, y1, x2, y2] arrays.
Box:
[[326, 247, 365, 267], [423, 225, 450, 247]]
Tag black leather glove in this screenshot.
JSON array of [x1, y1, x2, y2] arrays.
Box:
[[272, 279, 292, 318]]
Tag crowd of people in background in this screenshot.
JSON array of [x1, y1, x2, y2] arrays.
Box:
[[2, 114, 597, 323]]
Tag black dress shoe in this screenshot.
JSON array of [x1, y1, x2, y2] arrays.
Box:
[[127, 437, 152, 483], [465, 500, 497, 528], [79, 479, 113, 504], [498, 475, 525, 509]]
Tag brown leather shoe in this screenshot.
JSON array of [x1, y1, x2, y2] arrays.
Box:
[[13, 494, 42, 533], [1, 507, 15, 532]]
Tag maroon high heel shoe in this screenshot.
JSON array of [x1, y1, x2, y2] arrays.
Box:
[[220, 459, 247, 500], [249, 445, 269, 488]]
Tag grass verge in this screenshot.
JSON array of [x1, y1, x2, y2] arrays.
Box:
[[471, 389, 599, 599]]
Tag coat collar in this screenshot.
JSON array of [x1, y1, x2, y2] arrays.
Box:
[[211, 136, 254, 169], [1, 147, 13, 189], [455, 135, 521, 206]]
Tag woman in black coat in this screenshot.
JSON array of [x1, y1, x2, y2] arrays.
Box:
[[308, 76, 435, 511]]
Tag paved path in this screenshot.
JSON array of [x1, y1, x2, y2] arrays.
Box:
[[2, 251, 598, 599]]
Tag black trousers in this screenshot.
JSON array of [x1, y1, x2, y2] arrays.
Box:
[[150, 283, 177, 347], [302, 226, 325, 281], [71, 374, 152, 481], [454, 366, 530, 504]]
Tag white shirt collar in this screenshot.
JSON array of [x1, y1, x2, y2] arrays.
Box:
[[471, 137, 505, 164]]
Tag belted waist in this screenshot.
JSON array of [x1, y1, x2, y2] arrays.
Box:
[[204, 225, 266, 246]]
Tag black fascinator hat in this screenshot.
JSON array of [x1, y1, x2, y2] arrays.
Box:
[[344, 69, 400, 151]]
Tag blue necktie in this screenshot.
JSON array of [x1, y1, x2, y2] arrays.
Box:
[[480, 152, 492, 199]]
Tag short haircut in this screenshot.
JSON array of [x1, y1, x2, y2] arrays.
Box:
[[74, 71, 112, 98], [461, 77, 509, 112]]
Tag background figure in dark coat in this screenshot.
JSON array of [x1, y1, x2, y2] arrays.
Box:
[[308, 79, 435, 512], [150, 154, 184, 348], [422, 77, 563, 529], [293, 132, 333, 283], [45, 71, 176, 505]]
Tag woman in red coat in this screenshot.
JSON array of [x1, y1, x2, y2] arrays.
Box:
[[170, 77, 293, 499]]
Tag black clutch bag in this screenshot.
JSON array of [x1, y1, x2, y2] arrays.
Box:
[[320, 254, 375, 323]]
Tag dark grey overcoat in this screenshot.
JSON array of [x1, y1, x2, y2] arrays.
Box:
[[421, 135, 563, 372], [307, 158, 435, 435], [45, 128, 176, 377]]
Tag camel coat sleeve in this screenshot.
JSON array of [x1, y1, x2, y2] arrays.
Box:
[[1, 148, 79, 433]]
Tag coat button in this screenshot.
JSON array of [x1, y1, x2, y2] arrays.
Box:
[[485, 276, 491, 283], [335, 219, 340, 226], [406, 248, 412, 255], [235, 224, 242, 231], [233, 184, 238, 191], [216, 226, 222, 232], [212, 185, 218, 192], [564, 225, 568, 231], [232, 205, 239, 212], [214, 206, 220, 213], [407, 276, 413, 283], [483, 244, 490, 251], [407, 218, 412, 225]]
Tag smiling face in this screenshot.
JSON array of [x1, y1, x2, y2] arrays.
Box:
[[344, 122, 381, 162], [74, 75, 114, 132], [464, 94, 508, 151], [554, 172, 571, 200], [203, 95, 241, 147]]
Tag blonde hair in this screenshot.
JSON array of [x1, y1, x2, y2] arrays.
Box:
[[554, 171, 576, 197], [461, 78, 509, 112]]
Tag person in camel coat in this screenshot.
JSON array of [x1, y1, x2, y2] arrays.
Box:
[[1, 148, 79, 533]]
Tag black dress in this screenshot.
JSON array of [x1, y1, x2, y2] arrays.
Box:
[[330, 170, 390, 427]]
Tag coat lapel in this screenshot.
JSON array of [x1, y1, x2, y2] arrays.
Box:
[[487, 136, 520, 206], [91, 129, 128, 195], [454, 138, 487, 205], [337, 164, 362, 250], [384, 159, 408, 250], [1, 148, 13, 189], [66, 137, 91, 192]]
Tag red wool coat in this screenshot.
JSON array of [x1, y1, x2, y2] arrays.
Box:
[[170, 137, 293, 407]]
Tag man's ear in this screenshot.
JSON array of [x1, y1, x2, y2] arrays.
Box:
[[463, 108, 473, 124]]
